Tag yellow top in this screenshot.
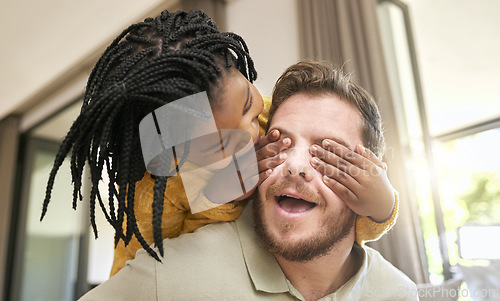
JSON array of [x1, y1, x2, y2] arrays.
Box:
[[110, 95, 399, 276]]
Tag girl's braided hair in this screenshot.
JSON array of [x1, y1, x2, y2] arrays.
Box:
[[41, 9, 257, 261]]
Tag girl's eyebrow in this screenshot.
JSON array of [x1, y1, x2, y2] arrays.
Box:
[[242, 82, 251, 114]]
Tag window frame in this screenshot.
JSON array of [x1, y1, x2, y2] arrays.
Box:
[[378, 0, 452, 280], [379, 0, 500, 281]]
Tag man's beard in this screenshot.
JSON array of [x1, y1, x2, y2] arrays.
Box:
[[253, 180, 357, 262]]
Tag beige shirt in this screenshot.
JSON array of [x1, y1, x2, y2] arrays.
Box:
[[80, 202, 418, 301]]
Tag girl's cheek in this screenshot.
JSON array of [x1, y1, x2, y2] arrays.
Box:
[[249, 122, 260, 144]]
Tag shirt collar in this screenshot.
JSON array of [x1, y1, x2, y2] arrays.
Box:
[[235, 202, 290, 294], [235, 201, 369, 300], [328, 243, 368, 300]]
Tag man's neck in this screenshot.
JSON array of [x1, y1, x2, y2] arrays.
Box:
[[274, 236, 361, 301]]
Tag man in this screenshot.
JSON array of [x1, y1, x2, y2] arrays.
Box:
[[79, 61, 417, 300]]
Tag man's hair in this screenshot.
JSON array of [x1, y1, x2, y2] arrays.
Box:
[[267, 61, 385, 158], [41, 9, 257, 261]]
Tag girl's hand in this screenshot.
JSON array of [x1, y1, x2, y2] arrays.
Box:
[[310, 139, 394, 222], [254, 129, 290, 185]]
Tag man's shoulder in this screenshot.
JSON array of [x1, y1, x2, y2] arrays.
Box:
[[165, 219, 238, 249], [152, 219, 259, 298], [363, 245, 414, 280], [80, 220, 256, 300], [154, 220, 241, 270], [361, 245, 418, 299]]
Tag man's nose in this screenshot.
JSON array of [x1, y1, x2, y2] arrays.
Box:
[[283, 146, 314, 182]]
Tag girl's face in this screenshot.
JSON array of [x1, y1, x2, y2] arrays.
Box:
[[211, 67, 264, 143], [167, 67, 263, 170]]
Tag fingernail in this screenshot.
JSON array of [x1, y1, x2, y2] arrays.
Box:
[[323, 140, 331, 148], [310, 145, 319, 153], [279, 153, 287, 160], [271, 130, 278, 138], [323, 175, 330, 183], [311, 157, 320, 165], [266, 169, 273, 175], [282, 138, 291, 145]]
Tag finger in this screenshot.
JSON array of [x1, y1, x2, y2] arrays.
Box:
[[255, 137, 291, 160], [310, 144, 351, 172], [318, 139, 376, 171], [310, 143, 368, 179], [254, 129, 280, 151], [310, 157, 362, 188], [320, 174, 358, 204], [354, 144, 385, 169], [258, 168, 273, 186], [258, 153, 287, 173]]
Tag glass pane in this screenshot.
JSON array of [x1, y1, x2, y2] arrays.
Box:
[[378, 2, 444, 283], [13, 101, 88, 301], [29, 99, 116, 290], [404, 0, 500, 136], [434, 128, 500, 265], [20, 145, 84, 301], [457, 225, 500, 260], [87, 172, 115, 286]]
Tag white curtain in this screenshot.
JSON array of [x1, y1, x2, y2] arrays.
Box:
[[297, 0, 427, 283]]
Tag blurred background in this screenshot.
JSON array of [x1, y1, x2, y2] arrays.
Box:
[[1, 0, 499, 300]]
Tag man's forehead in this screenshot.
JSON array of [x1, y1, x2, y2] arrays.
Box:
[[268, 94, 364, 148]]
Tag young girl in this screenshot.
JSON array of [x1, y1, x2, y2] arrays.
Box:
[[41, 9, 398, 277]]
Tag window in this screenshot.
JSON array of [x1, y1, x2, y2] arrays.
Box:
[[378, 0, 500, 285], [9, 102, 86, 301], [9, 101, 115, 300], [434, 129, 500, 264]]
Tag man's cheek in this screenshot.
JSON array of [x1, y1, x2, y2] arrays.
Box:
[[257, 180, 270, 197], [257, 173, 278, 201]]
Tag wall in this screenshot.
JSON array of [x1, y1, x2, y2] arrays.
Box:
[[0, 0, 177, 121], [226, 0, 300, 97], [1, 0, 299, 131]]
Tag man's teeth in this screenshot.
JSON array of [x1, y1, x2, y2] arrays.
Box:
[[279, 194, 298, 201], [278, 194, 312, 203]]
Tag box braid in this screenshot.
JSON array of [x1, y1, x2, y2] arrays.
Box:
[[41, 9, 257, 261]]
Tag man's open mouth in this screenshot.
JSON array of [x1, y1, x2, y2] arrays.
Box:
[[276, 194, 317, 214]]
